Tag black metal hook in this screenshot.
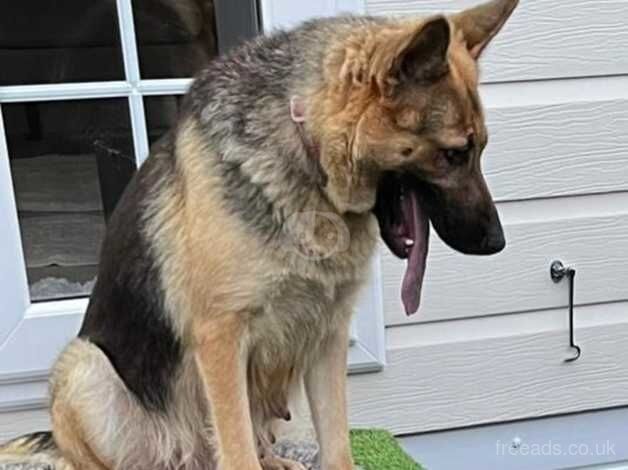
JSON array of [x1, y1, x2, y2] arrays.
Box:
[[551, 261, 581, 363]]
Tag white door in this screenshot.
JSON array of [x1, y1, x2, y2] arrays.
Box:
[[0, 0, 385, 433]]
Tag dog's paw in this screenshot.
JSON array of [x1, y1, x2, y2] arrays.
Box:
[[260, 454, 308, 470]]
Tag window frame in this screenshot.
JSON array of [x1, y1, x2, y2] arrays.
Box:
[[0, 0, 383, 414]]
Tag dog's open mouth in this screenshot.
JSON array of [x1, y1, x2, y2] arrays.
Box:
[[374, 173, 430, 316]]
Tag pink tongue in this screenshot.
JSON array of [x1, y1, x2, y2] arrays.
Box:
[[401, 189, 430, 316]]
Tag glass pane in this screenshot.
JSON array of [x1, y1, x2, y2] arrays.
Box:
[[4, 99, 136, 302], [133, 0, 258, 79], [0, 1, 125, 86], [133, 0, 219, 79], [145, 95, 182, 145]]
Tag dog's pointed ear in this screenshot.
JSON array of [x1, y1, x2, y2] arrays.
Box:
[[391, 16, 451, 85], [452, 0, 519, 59]]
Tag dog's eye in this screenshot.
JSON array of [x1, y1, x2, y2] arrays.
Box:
[[442, 142, 472, 166]]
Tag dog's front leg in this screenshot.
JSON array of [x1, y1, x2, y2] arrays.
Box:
[[194, 314, 261, 470], [305, 320, 354, 470]]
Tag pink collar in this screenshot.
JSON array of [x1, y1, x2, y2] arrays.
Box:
[[291, 96, 320, 161]]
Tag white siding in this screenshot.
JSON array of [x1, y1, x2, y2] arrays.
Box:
[[367, 0, 628, 83], [384, 209, 628, 325], [0, 408, 49, 442], [349, 0, 628, 437], [349, 302, 628, 434], [482, 82, 628, 202]]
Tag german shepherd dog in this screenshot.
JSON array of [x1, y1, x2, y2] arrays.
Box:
[[1, 0, 517, 468]]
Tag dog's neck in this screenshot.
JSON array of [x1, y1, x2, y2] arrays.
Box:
[[290, 95, 322, 168], [293, 115, 321, 164]]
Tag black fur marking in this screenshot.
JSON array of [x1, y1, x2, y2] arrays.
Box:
[[21, 432, 55, 453], [80, 137, 183, 413], [217, 159, 281, 241], [179, 33, 316, 241]]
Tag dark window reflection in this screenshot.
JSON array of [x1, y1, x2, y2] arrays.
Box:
[[133, 0, 218, 79], [145, 95, 182, 144], [133, 0, 259, 79], [4, 99, 136, 301], [0, 1, 125, 86]]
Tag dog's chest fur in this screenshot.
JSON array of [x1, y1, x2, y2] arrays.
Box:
[[245, 221, 377, 422], [249, 208, 378, 361], [144, 121, 379, 421]]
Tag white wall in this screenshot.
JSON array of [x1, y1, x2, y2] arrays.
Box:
[[345, 0, 628, 437]]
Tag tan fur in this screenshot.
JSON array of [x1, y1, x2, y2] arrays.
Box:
[[194, 314, 258, 468], [144, 121, 268, 339], [0, 437, 71, 469], [305, 316, 353, 470], [306, 15, 492, 216], [50, 339, 212, 469], [157, 120, 377, 469]]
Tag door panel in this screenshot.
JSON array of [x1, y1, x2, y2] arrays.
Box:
[[0, 108, 29, 345], [3, 98, 136, 302], [0, 0, 125, 86]]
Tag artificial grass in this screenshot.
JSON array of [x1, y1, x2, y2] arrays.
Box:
[[350, 430, 424, 470]]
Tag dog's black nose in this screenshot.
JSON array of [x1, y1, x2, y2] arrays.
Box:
[[481, 225, 506, 254]]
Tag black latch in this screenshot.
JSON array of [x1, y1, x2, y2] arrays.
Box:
[[551, 260, 581, 363]]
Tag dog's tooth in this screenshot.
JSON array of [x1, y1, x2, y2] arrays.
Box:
[[405, 239, 415, 247]]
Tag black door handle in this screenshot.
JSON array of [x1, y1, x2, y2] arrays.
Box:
[[551, 261, 581, 363]]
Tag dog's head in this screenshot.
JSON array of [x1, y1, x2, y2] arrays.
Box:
[[311, 0, 518, 313]]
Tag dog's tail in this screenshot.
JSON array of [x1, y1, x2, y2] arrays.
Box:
[[0, 431, 72, 469]]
